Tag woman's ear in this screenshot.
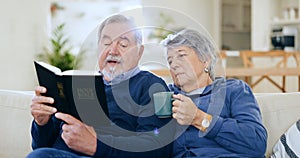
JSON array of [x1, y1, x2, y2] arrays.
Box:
[[204, 58, 212, 67]]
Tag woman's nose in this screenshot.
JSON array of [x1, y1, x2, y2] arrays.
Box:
[[170, 60, 179, 70]]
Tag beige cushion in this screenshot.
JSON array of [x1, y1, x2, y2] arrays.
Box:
[[255, 92, 300, 157], [0, 90, 34, 158], [0, 90, 299, 157]]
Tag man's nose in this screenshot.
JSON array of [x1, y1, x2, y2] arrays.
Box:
[[108, 41, 120, 55]]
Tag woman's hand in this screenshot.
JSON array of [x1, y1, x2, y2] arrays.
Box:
[[172, 94, 212, 131], [172, 94, 198, 125], [30, 86, 57, 126]]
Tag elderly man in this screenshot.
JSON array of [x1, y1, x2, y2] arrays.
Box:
[[27, 14, 173, 158]]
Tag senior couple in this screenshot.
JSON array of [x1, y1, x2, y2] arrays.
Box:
[[27, 14, 267, 158]]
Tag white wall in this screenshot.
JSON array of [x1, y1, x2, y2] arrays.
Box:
[[2, 0, 217, 90], [0, 0, 50, 90], [252, 0, 276, 50], [142, 0, 216, 39], [140, 0, 217, 75]]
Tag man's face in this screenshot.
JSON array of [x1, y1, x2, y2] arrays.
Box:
[[98, 22, 143, 81]]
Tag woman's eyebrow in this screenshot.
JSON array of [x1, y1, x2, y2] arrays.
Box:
[[177, 49, 184, 53]]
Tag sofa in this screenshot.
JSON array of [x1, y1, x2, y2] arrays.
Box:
[[0, 89, 299, 158]]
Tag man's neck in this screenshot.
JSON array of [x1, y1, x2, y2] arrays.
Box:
[[103, 67, 140, 85]]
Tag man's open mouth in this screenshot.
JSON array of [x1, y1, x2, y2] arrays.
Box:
[[107, 60, 120, 64], [106, 59, 121, 67]]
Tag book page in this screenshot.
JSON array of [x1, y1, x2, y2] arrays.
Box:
[[35, 61, 62, 75], [62, 70, 102, 76]]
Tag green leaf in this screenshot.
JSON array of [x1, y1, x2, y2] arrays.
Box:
[[37, 23, 84, 71]]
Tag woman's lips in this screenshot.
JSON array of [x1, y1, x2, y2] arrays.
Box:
[[175, 72, 184, 78]]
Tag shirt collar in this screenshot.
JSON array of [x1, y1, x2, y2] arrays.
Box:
[[170, 77, 226, 95], [186, 87, 206, 96], [103, 66, 141, 85]]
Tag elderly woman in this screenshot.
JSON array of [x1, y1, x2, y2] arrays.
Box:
[[161, 29, 267, 157]]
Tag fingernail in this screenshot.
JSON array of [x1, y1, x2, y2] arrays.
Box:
[[52, 108, 57, 113], [55, 113, 60, 118], [41, 87, 46, 92], [49, 98, 54, 103]]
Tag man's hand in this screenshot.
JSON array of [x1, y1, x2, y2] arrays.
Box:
[[55, 113, 97, 156], [31, 86, 57, 126]]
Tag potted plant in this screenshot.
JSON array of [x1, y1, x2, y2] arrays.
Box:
[[38, 23, 84, 71], [148, 12, 182, 41]]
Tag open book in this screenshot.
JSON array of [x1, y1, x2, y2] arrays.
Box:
[[34, 61, 110, 127]]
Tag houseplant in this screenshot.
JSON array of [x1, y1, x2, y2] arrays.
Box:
[[38, 23, 84, 71], [148, 12, 182, 41]]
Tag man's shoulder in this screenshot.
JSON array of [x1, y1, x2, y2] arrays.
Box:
[[133, 70, 165, 82], [127, 71, 168, 96], [129, 71, 168, 90]]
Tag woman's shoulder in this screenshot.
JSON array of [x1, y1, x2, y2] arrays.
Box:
[[224, 78, 253, 93], [212, 78, 251, 92], [225, 78, 246, 86]]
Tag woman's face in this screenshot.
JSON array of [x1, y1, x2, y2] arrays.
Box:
[[167, 46, 208, 89]]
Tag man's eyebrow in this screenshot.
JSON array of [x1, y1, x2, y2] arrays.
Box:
[[119, 36, 130, 42], [101, 35, 111, 41]]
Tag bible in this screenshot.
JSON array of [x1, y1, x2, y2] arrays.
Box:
[[34, 61, 110, 127]]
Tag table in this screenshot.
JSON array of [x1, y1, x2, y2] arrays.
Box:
[[237, 50, 299, 92], [225, 67, 300, 91], [150, 50, 300, 92]]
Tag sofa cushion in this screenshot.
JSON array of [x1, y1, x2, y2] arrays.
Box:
[[0, 90, 299, 157], [0, 90, 34, 158], [255, 92, 300, 157]]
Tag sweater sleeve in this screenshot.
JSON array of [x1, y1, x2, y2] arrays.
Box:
[[31, 115, 62, 149], [205, 80, 267, 156], [93, 73, 174, 158]]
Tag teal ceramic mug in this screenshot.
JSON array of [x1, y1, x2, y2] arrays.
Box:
[[153, 92, 174, 118]]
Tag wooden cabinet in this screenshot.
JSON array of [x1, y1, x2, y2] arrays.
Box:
[[222, 0, 251, 32], [221, 0, 251, 50]]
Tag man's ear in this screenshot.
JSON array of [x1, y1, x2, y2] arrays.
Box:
[[138, 45, 144, 59]]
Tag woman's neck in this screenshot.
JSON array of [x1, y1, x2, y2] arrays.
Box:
[[181, 75, 212, 93]]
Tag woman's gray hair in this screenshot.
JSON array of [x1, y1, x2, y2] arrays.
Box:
[[97, 14, 142, 45], [161, 29, 218, 80]]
